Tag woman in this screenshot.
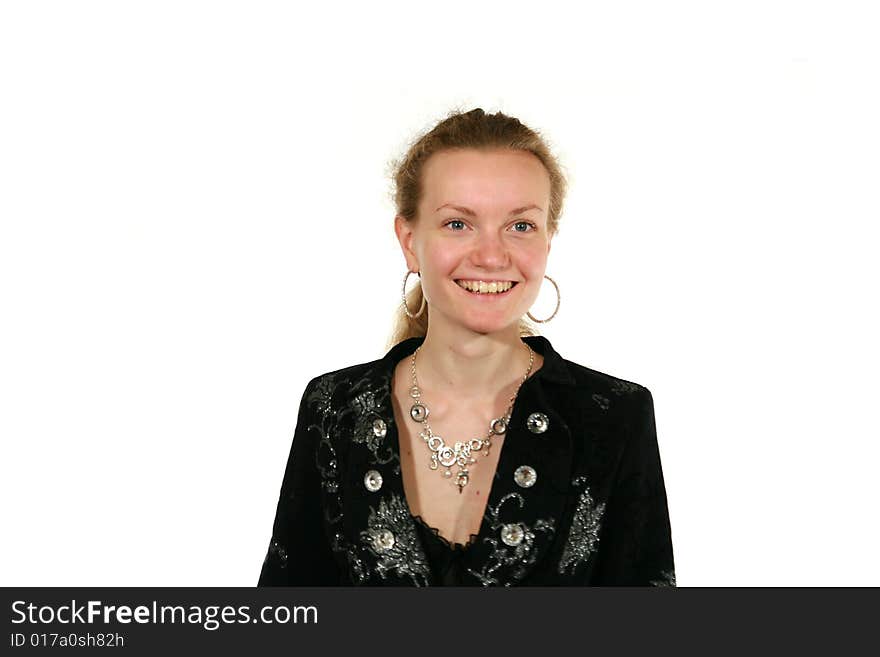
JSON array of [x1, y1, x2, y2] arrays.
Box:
[[258, 108, 675, 586]]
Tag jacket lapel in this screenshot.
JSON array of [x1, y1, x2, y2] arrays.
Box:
[[462, 364, 574, 585], [338, 364, 433, 586]]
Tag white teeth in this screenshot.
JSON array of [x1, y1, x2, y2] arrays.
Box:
[[455, 280, 514, 294]]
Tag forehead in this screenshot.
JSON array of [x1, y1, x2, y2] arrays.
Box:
[[420, 148, 550, 209]]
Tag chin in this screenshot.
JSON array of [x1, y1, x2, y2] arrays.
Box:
[[459, 317, 523, 336]]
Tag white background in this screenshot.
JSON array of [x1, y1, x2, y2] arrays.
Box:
[[1, 0, 877, 586]]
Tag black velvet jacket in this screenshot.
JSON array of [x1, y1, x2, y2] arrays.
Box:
[[258, 335, 675, 586]]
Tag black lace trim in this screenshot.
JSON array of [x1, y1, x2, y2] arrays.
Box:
[[411, 514, 479, 551]]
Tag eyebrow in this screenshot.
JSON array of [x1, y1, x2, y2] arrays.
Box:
[[435, 203, 543, 216]]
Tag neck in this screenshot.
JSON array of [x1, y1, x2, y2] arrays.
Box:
[[412, 323, 532, 399]]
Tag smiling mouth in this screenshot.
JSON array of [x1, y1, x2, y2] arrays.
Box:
[[454, 280, 519, 296]]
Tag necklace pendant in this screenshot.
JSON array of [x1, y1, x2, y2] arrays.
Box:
[[456, 470, 469, 493]]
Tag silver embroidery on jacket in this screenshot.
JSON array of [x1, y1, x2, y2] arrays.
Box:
[[346, 371, 397, 466], [650, 569, 677, 587], [467, 492, 555, 587], [592, 393, 610, 411], [610, 379, 641, 396], [306, 372, 371, 583], [558, 476, 606, 575], [307, 373, 344, 522], [360, 493, 430, 586], [329, 530, 368, 584], [308, 373, 336, 415], [267, 539, 288, 569]]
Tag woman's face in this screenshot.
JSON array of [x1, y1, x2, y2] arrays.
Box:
[[395, 147, 553, 336]]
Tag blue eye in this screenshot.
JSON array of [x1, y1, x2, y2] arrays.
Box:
[[443, 219, 536, 232]]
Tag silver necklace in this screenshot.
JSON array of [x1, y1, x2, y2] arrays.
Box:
[[407, 341, 535, 494]]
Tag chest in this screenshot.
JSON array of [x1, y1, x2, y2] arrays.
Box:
[[390, 378, 507, 546]]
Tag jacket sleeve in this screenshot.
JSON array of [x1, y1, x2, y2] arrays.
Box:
[[258, 377, 341, 585], [593, 387, 676, 586]]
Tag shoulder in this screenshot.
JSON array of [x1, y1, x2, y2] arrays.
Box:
[[299, 356, 390, 414], [563, 358, 647, 394], [555, 360, 659, 474], [543, 356, 656, 451], [308, 358, 381, 390]]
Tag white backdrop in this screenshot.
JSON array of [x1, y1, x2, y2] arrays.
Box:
[[1, 0, 877, 586]]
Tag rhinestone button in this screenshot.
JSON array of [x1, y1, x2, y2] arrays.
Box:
[[363, 469, 383, 492], [500, 523, 524, 547], [526, 412, 549, 434], [514, 465, 537, 488], [373, 529, 395, 552], [372, 418, 387, 438]]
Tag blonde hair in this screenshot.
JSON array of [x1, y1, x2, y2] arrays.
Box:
[[386, 107, 568, 350]]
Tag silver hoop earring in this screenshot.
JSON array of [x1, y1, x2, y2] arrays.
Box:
[[526, 275, 560, 323], [401, 270, 427, 319]]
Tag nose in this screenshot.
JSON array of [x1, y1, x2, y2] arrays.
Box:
[[470, 232, 509, 269]]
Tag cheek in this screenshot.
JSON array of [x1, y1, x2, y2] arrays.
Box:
[[418, 252, 459, 299], [422, 248, 461, 276], [520, 250, 548, 278]]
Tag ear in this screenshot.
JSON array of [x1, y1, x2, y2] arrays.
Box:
[[394, 215, 419, 272]]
